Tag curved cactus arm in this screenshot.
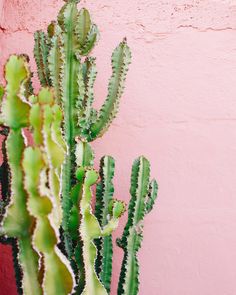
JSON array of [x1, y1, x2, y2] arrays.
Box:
[[30, 88, 67, 228], [0, 55, 42, 294], [1, 55, 31, 129], [90, 39, 131, 141], [117, 156, 158, 295], [22, 146, 75, 295], [74, 167, 125, 295], [34, 30, 52, 87], [94, 155, 115, 293]]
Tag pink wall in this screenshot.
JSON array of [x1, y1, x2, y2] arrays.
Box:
[[1, 0, 236, 294]]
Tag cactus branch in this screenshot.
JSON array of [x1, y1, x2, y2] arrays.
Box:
[[75, 166, 125, 295], [90, 39, 131, 140], [117, 156, 158, 295]]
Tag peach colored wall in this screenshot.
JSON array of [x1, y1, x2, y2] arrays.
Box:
[[1, 0, 236, 294]]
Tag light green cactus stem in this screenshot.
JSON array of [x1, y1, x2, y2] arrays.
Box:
[[0, 55, 42, 295], [95, 156, 116, 293], [72, 166, 125, 295], [22, 88, 74, 295], [117, 156, 158, 295]]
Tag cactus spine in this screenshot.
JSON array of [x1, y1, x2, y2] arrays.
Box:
[[117, 156, 158, 295]]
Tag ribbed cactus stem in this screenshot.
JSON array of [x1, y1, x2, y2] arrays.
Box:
[[117, 156, 158, 295]]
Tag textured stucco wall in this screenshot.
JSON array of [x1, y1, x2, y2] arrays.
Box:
[[1, 0, 236, 294]]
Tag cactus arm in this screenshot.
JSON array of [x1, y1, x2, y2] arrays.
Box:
[[40, 89, 66, 227], [90, 39, 131, 140], [1, 55, 31, 129], [23, 88, 75, 294], [75, 8, 99, 56], [0, 55, 42, 294], [75, 167, 125, 295], [2, 130, 42, 295], [95, 156, 115, 293], [79, 24, 99, 56], [22, 146, 74, 295], [76, 8, 92, 48], [77, 168, 107, 295], [117, 156, 158, 295], [34, 31, 51, 87]]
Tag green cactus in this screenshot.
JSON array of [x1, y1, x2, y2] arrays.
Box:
[[117, 156, 158, 295], [0, 1, 158, 294], [75, 166, 125, 295], [95, 156, 116, 293], [34, 0, 131, 284]]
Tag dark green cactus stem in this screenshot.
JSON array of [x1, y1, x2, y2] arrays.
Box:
[[117, 156, 158, 295], [0, 55, 42, 295], [95, 156, 116, 293]]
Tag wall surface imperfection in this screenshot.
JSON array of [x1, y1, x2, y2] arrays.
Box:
[[1, 0, 236, 294]]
